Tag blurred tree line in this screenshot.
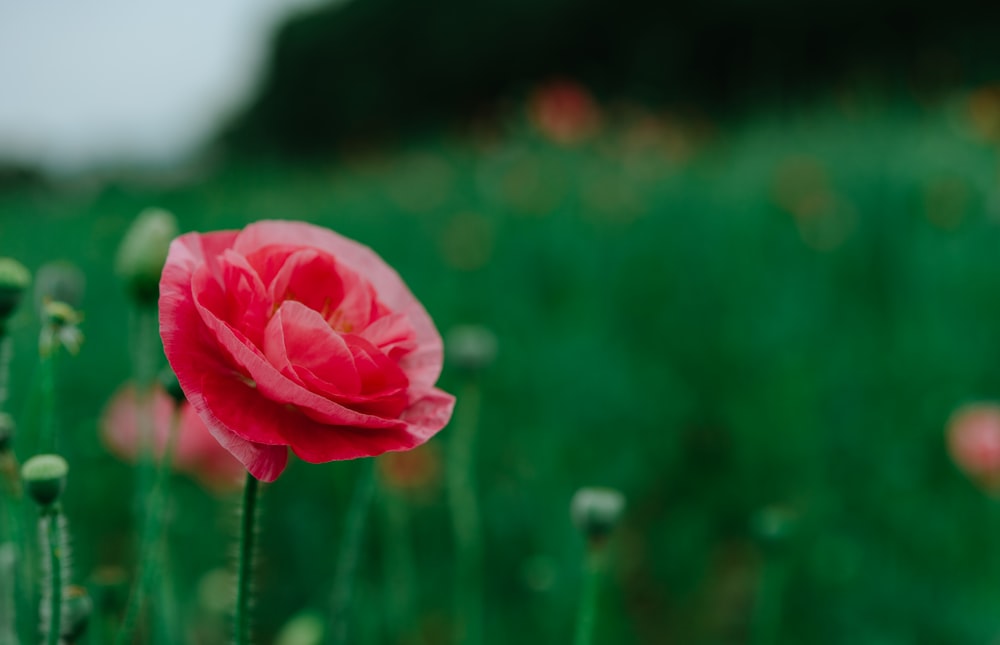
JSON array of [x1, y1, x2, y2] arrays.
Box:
[[228, 0, 1000, 154]]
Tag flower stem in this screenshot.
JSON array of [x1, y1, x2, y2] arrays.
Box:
[[37, 350, 57, 455], [235, 472, 260, 645], [329, 460, 376, 645], [573, 547, 605, 645], [447, 380, 483, 645], [40, 509, 64, 645], [114, 410, 179, 645], [378, 484, 417, 643], [750, 555, 789, 645]]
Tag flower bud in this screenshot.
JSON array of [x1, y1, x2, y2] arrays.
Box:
[[571, 487, 625, 541], [21, 454, 68, 507], [446, 325, 498, 373], [115, 208, 179, 305], [62, 585, 92, 641], [34, 261, 85, 312], [0, 412, 13, 452], [0, 257, 30, 326]]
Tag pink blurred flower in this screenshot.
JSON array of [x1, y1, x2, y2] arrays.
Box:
[[101, 383, 244, 492], [528, 79, 601, 144], [158, 220, 455, 482], [947, 403, 1000, 489]]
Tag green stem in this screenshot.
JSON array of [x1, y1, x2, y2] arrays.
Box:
[[43, 510, 63, 645], [573, 547, 605, 645], [329, 460, 376, 645], [750, 555, 789, 645], [0, 335, 12, 412], [447, 380, 483, 645], [114, 410, 179, 645], [37, 350, 57, 455], [235, 473, 260, 645], [378, 485, 417, 644]]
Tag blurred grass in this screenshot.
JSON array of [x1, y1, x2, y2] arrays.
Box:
[[3, 95, 1000, 643]]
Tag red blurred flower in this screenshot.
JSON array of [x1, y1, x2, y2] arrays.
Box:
[[101, 383, 244, 492], [528, 80, 601, 144], [159, 220, 455, 482], [947, 403, 1000, 489]]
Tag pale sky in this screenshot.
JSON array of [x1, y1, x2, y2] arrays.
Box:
[[0, 0, 327, 174]]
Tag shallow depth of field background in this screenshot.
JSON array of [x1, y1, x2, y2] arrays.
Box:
[[5, 2, 1000, 644]]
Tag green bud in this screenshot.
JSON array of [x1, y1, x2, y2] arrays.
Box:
[[115, 208, 178, 305], [0, 412, 14, 452], [446, 325, 498, 373], [21, 454, 68, 507], [0, 257, 30, 325], [571, 487, 625, 542], [62, 585, 92, 642]]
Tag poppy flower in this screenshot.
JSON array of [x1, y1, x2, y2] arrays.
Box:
[[159, 220, 455, 481]]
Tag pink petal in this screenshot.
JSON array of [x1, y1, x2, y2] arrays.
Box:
[[232, 221, 444, 386], [264, 300, 361, 395]]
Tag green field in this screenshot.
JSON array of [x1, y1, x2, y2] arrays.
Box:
[[2, 95, 1000, 643]]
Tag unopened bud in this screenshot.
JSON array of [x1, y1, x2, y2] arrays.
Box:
[[0, 257, 30, 326], [115, 208, 178, 305], [21, 454, 68, 507], [40, 301, 84, 356], [62, 585, 92, 642], [571, 487, 625, 542], [446, 325, 498, 373]]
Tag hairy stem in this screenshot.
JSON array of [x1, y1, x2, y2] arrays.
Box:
[[235, 473, 260, 645], [40, 510, 66, 645]]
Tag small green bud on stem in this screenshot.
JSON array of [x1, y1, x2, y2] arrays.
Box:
[[21, 455, 68, 508]]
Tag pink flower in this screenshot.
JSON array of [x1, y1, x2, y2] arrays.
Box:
[[158, 220, 455, 482], [947, 403, 1000, 489], [101, 383, 244, 492]]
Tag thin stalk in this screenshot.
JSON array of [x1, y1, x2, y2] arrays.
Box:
[[37, 350, 56, 455], [573, 547, 605, 645], [235, 473, 260, 645], [0, 335, 12, 411], [378, 485, 418, 644], [0, 543, 16, 645], [750, 555, 789, 645], [446, 380, 483, 645], [40, 510, 65, 645], [329, 460, 376, 645], [114, 411, 179, 645]]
